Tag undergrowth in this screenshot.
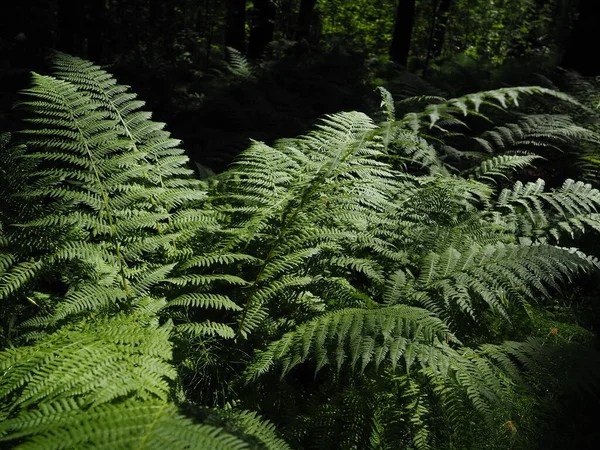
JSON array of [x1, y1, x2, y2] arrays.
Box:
[[1, 53, 600, 449]]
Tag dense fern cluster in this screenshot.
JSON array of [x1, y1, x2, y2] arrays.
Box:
[[1, 54, 599, 449]]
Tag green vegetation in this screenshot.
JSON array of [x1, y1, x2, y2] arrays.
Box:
[[1, 52, 599, 449], [1, 1, 600, 449]]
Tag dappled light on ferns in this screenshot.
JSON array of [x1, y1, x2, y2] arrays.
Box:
[[1, 54, 600, 449]]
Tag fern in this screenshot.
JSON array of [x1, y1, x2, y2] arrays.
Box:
[[0, 54, 288, 449], [0, 399, 250, 450], [495, 178, 600, 240], [2, 55, 600, 449], [245, 305, 452, 380], [197, 408, 292, 450], [223, 86, 600, 448], [472, 114, 597, 154], [398, 86, 579, 132], [224, 47, 256, 80], [4, 54, 241, 340], [471, 154, 541, 182], [204, 111, 400, 339], [1, 301, 175, 409], [412, 242, 598, 322], [376, 85, 598, 181]]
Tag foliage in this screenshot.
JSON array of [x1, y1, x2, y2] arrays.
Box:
[[441, 0, 557, 62], [0, 53, 284, 449], [315, 0, 396, 55], [1, 53, 600, 449]]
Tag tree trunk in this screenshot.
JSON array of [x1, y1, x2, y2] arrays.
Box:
[[225, 0, 247, 52], [296, 0, 318, 42], [389, 0, 417, 66], [247, 0, 276, 59], [561, 0, 600, 75], [423, 0, 452, 77], [429, 0, 452, 59]]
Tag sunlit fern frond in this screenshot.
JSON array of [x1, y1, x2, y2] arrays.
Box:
[[399, 86, 579, 132], [0, 398, 252, 450], [494, 178, 600, 240], [51, 52, 199, 189], [2, 56, 235, 328], [0, 299, 176, 410], [472, 114, 596, 153], [412, 242, 598, 322], [224, 47, 256, 80], [470, 154, 541, 183], [204, 112, 402, 339]]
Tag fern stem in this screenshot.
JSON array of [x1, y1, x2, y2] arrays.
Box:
[[53, 85, 131, 297], [135, 403, 168, 450]]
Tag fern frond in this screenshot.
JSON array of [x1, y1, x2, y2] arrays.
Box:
[[473, 114, 598, 154], [495, 178, 600, 240], [176, 321, 237, 339], [472, 154, 541, 182], [0, 310, 176, 409], [0, 399, 249, 450], [210, 111, 402, 338], [245, 305, 451, 380], [400, 87, 580, 131], [224, 47, 256, 79], [0, 260, 44, 300], [200, 408, 292, 450], [165, 293, 242, 311], [51, 52, 198, 187], [414, 242, 597, 321]]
